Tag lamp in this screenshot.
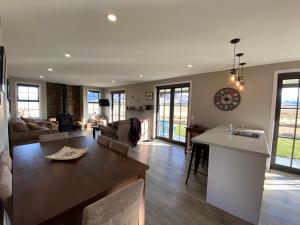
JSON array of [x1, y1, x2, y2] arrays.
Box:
[[99, 99, 110, 107], [238, 62, 246, 91], [235, 53, 244, 87], [228, 38, 240, 83]]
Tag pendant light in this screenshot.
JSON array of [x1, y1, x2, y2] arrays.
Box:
[[235, 53, 244, 87], [238, 62, 246, 91], [228, 38, 240, 83]]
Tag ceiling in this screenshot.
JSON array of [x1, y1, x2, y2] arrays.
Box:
[[1, 0, 300, 87]]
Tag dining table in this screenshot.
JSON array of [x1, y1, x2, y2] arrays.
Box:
[[13, 136, 149, 225]]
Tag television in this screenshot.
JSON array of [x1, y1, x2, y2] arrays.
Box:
[[99, 99, 110, 107], [0, 46, 6, 93]]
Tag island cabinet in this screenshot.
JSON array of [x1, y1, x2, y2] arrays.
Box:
[[192, 125, 270, 225]]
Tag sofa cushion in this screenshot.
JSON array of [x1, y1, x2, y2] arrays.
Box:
[[21, 116, 35, 124], [10, 128, 58, 142], [26, 122, 43, 130], [12, 118, 29, 132]]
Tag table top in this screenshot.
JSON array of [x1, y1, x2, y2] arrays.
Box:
[[13, 136, 149, 225], [192, 125, 270, 157]]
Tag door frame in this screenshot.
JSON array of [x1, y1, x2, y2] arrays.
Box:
[[154, 82, 192, 145], [110, 89, 126, 122], [271, 71, 300, 174]]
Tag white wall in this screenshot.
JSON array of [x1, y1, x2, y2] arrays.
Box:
[[0, 24, 9, 152]]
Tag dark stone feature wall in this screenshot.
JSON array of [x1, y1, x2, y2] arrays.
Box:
[[46, 82, 83, 121]]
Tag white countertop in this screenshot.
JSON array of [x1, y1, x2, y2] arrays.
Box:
[[192, 125, 270, 157]]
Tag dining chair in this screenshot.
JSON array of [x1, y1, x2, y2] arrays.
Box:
[[110, 140, 130, 156], [0, 150, 12, 171], [82, 179, 144, 225], [97, 135, 112, 147], [39, 132, 70, 143], [0, 164, 12, 202]]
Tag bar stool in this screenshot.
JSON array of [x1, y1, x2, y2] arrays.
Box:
[[185, 143, 209, 184]]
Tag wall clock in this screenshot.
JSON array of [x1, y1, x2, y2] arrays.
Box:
[[214, 88, 241, 111]]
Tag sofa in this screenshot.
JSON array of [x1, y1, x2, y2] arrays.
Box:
[[98, 119, 151, 145], [9, 117, 58, 146], [86, 114, 107, 129]]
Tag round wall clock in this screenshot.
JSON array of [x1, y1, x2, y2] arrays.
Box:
[[214, 88, 241, 111]]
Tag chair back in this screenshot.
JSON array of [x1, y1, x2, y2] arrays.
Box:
[[97, 135, 112, 147], [0, 164, 12, 202], [82, 179, 144, 225], [110, 140, 130, 156], [39, 132, 69, 143]]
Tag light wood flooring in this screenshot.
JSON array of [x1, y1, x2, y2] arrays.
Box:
[[80, 131, 300, 225]]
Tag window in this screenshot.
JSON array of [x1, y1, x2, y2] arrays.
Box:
[[88, 90, 100, 115], [111, 90, 126, 122], [17, 83, 40, 118]]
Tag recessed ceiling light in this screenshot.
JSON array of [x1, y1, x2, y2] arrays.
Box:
[[40, 75, 44, 79], [139, 74, 144, 78], [107, 14, 117, 22], [65, 53, 71, 58], [187, 64, 193, 68], [112, 80, 116, 83], [48, 68, 53, 72]]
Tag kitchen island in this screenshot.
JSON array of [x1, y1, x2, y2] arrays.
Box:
[[192, 125, 270, 225]]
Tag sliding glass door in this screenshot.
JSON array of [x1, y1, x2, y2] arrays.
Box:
[[272, 72, 300, 174], [156, 83, 190, 144], [111, 90, 126, 122]]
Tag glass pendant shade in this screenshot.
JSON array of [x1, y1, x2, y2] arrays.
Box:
[[229, 68, 237, 83]]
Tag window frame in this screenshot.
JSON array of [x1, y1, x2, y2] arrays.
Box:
[[87, 90, 101, 116], [110, 90, 126, 122], [16, 82, 41, 118]]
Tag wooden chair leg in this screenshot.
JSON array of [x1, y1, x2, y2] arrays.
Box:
[[186, 144, 196, 184]]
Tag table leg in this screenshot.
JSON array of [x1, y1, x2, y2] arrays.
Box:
[[93, 128, 96, 140], [185, 130, 188, 154], [138, 172, 146, 225]]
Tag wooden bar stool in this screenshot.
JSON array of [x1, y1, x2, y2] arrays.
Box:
[[185, 143, 209, 184]]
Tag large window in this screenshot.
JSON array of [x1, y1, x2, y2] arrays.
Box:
[[17, 83, 40, 118], [88, 90, 100, 115], [111, 90, 126, 122]]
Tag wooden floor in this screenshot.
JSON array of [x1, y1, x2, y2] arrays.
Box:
[[82, 131, 300, 225]]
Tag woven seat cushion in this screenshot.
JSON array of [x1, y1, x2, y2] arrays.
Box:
[[0, 151, 12, 171], [0, 164, 12, 201], [97, 135, 112, 147]]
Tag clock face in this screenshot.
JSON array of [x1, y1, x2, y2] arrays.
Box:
[[214, 88, 241, 111]]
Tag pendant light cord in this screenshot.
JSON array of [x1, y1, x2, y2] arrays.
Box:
[[233, 43, 236, 69]]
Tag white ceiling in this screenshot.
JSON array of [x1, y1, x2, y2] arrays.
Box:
[[1, 0, 300, 87]]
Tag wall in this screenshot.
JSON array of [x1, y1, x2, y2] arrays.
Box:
[[103, 60, 300, 150], [0, 24, 9, 152], [46, 83, 82, 121], [9, 77, 47, 119]]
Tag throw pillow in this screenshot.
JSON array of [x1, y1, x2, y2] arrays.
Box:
[[21, 116, 35, 124], [12, 121, 29, 132], [26, 122, 43, 130]]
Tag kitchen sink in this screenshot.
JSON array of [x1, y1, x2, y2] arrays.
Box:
[[232, 130, 260, 139]]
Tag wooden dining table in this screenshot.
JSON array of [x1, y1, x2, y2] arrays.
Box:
[[13, 136, 149, 225]]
